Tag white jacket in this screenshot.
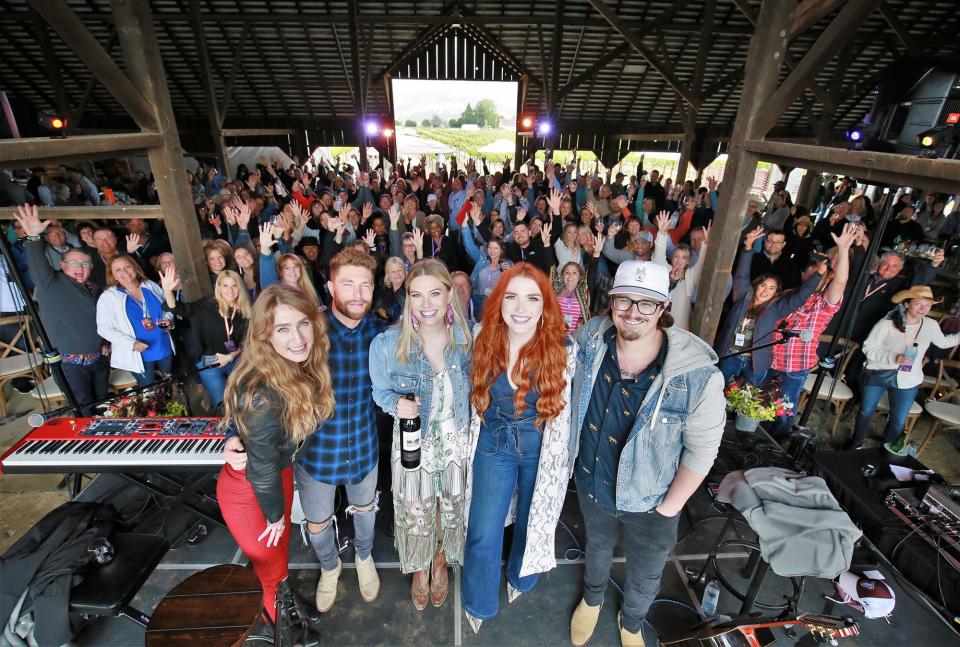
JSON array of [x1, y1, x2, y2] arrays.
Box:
[[96, 281, 174, 373], [653, 231, 705, 331], [863, 316, 959, 389]]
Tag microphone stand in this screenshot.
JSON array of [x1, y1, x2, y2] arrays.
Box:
[[717, 336, 791, 361], [790, 185, 901, 459]]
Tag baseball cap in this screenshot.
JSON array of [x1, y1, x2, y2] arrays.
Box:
[[836, 571, 895, 619], [635, 231, 655, 243], [427, 193, 438, 203], [609, 261, 669, 301]]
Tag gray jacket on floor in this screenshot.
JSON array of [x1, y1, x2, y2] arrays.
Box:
[[717, 467, 861, 579]]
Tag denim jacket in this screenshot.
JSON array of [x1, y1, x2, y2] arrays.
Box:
[[369, 322, 472, 430], [570, 317, 726, 513]]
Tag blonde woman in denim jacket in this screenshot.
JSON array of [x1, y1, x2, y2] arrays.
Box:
[[369, 259, 473, 611]]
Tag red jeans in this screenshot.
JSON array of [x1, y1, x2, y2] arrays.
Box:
[[217, 464, 294, 620]]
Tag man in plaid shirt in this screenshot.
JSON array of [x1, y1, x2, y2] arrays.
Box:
[[764, 223, 857, 438]]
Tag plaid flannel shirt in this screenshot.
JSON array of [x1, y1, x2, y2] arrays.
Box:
[[771, 290, 843, 373], [297, 313, 386, 485]]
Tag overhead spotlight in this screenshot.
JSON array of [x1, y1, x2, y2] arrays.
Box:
[[364, 121, 379, 136], [518, 114, 536, 136], [521, 116, 533, 129], [845, 128, 862, 142], [38, 110, 68, 137], [915, 124, 959, 159], [537, 121, 552, 135], [382, 127, 394, 138]]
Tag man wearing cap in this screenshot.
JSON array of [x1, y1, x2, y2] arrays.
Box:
[[568, 260, 726, 647], [603, 227, 656, 267], [424, 193, 443, 218]]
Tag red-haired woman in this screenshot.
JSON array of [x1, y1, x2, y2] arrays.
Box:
[[461, 263, 577, 633]]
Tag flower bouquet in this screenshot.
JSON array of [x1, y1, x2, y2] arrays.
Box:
[[724, 382, 794, 432], [99, 383, 189, 418]]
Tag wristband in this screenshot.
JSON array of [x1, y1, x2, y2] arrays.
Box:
[[25, 234, 42, 242]]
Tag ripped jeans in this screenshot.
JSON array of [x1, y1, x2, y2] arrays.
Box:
[[294, 462, 379, 570]]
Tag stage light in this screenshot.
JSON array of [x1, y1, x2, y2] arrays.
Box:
[[38, 110, 68, 135], [537, 121, 552, 135], [364, 121, 379, 136], [382, 127, 394, 138], [845, 129, 862, 142], [920, 134, 935, 147], [521, 116, 533, 129]]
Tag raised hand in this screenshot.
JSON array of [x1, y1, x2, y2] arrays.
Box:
[[831, 222, 859, 250], [289, 201, 306, 226], [338, 205, 351, 225], [743, 226, 765, 249], [388, 203, 401, 228], [516, 206, 528, 222], [412, 226, 424, 258], [540, 221, 552, 246], [259, 221, 275, 253], [362, 202, 373, 222], [363, 228, 376, 248], [655, 210, 671, 233], [706, 176, 717, 192], [701, 221, 712, 245], [125, 232, 143, 253], [222, 205, 237, 226], [470, 203, 483, 227], [592, 232, 604, 258], [547, 188, 562, 215], [234, 198, 252, 229], [626, 183, 637, 199], [930, 247, 945, 268], [158, 266, 178, 293], [12, 204, 50, 237], [611, 195, 627, 211]]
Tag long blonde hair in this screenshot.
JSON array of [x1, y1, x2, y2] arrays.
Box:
[[276, 253, 319, 305], [214, 270, 252, 319], [222, 285, 335, 443], [395, 259, 472, 363]]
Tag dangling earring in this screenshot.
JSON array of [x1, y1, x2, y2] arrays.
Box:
[[411, 313, 421, 330], [538, 317, 544, 329], [445, 305, 454, 327]]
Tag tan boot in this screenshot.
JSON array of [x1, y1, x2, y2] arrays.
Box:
[[570, 598, 603, 646], [618, 611, 645, 647], [356, 555, 380, 602], [315, 557, 341, 612]]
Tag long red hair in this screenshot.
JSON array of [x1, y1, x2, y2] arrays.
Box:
[[471, 263, 567, 428]]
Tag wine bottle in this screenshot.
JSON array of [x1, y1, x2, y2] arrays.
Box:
[[400, 394, 421, 470]]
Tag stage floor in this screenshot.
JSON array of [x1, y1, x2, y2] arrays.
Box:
[[72, 467, 958, 646]]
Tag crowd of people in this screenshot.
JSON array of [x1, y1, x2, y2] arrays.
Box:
[[2, 153, 958, 644]]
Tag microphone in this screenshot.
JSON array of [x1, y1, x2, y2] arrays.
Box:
[[777, 327, 814, 342]]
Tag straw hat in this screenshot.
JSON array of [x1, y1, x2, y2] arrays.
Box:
[[891, 285, 942, 304]]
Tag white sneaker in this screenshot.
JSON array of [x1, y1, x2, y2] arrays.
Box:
[[315, 557, 341, 612], [356, 555, 380, 602]]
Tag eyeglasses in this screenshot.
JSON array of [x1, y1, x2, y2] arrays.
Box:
[[611, 296, 662, 315], [63, 260, 94, 269]]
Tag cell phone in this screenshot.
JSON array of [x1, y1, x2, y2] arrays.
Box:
[[334, 198, 343, 211]]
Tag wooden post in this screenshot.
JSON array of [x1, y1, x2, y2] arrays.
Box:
[[676, 111, 696, 185], [693, 0, 792, 343], [188, 0, 230, 177], [112, 0, 211, 300]]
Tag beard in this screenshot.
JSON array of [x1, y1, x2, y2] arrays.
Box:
[[333, 295, 372, 321]]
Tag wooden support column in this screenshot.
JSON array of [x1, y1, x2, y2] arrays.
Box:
[[676, 111, 696, 185], [693, 0, 792, 344], [189, 0, 229, 176], [515, 75, 529, 169], [112, 0, 210, 300], [347, 0, 367, 171]]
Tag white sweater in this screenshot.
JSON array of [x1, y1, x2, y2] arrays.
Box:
[[96, 281, 175, 373], [862, 316, 959, 388], [653, 231, 705, 331], [553, 239, 584, 270]]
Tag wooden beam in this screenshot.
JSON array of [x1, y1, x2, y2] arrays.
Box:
[[877, 3, 920, 56], [218, 24, 250, 126], [347, 0, 365, 115], [189, 0, 229, 175], [222, 128, 297, 137], [585, 0, 701, 111], [27, 205, 164, 220], [743, 139, 960, 194], [112, 0, 210, 300], [789, 0, 848, 38], [0, 132, 163, 169], [28, 0, 157, 131], [752, 0, 881, 139], [693, 0, 792, 344], [558, 43, 631, 99], [30, 10, 73, 117]]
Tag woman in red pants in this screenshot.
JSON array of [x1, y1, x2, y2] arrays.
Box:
[[217, 284, 335, 644]]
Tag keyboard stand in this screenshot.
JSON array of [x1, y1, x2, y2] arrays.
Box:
[[118, 471, 225, 543]]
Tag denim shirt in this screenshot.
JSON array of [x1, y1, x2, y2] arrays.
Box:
[[570, 317, 726, 513], [369, 323, 473, 430]]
